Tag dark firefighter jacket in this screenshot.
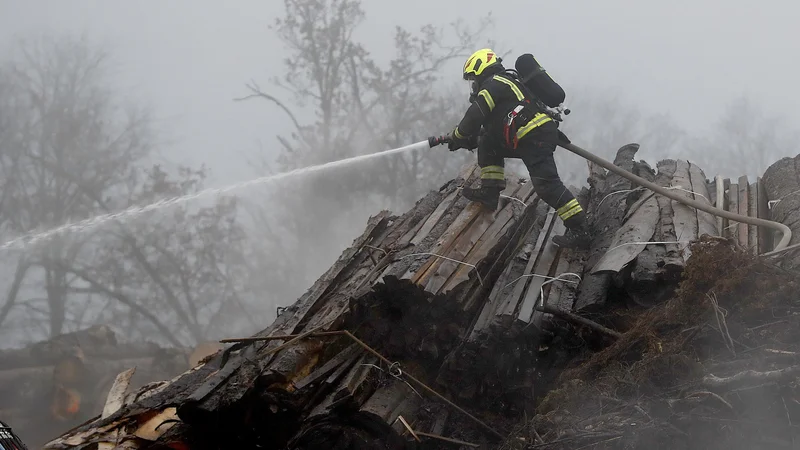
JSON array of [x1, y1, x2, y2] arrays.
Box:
[[453, 71, 553, 147]]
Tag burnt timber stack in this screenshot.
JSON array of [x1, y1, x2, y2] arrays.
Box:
[[43, 144, 784, 450]]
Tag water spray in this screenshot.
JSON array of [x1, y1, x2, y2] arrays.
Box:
[[0, 132, 793, 258], [0, 139, 437, 252]]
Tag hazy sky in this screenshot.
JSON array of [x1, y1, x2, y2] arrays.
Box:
[[1, 0, 799, 186]]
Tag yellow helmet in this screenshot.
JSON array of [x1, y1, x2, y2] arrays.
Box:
[[463, 48, 502, 80]]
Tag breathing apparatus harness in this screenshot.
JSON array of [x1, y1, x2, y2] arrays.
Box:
[[467, 67, 571, 150], [495, 69, 569, 149]]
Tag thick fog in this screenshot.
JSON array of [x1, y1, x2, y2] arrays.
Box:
[[0, 0, 798, 347], [3, 2, 800, 447], [3, 0, 798, 185]]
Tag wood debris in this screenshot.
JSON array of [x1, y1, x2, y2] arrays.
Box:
[[39, 146, 797, 449]]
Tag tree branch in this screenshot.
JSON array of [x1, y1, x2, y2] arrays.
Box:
[[535, 305, 623, 339], [234, 80, 305, 135], [0, 258, 32, 328], [63, 272, 184, 348]]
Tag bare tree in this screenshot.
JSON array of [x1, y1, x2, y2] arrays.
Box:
[[556, 87, 687, 186], [236, 0, 491, 309], [0, 35, 256, 346], [680, 96, 800, 178]]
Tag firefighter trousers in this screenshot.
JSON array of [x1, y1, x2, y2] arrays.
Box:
[[476, 124, 586, 229]]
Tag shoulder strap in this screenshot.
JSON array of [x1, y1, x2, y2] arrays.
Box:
[[499, 70, 538, 103]]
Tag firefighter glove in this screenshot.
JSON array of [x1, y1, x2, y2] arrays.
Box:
[[448, 128, 475, 152]]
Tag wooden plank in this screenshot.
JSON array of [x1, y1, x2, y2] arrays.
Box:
[[402, 190, 459, 247], [528, 219, 567, 329], [431, 184, 525, 294], [292, 344, 362, 390], [440, 186, 530, 293], [757, 177, 772, 253], [670, 160, 698, 258], [469, 208, 542, 339], [518, 218, 564, 323], [655, 192, 683, 270], [469, 256, 515, 338], [405, 203, 482, 285], [748, 182, 759, 253], [738, 176, 750, 249], [308, 354, 377, 418], [726, 183, 739, 241], [688, 162, 718, 238], [715, 175, 726, 235], [496, 210, 556, 318], [542, 250, 574, 313], [591, 192, 659, 274], [101, 368, 136, 419]]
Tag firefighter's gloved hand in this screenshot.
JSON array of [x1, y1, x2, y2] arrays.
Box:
[[448, 129, 473, 152], [466, 135, 479, 150]]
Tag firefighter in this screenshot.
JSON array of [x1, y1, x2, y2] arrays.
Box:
[[448, 48, 591, 249]]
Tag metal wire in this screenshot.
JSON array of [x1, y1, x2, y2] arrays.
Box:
[[400, 252, 484, 286], [221, 329, 505, 439]]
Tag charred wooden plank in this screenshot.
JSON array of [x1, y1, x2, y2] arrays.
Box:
[[469, 201, 548, 338], [541, 247, 575, 314], [293, 344, 362, 391], [309, 354, 378, 417], [497, 209, 555, 321], [522, 217, 565, 328]]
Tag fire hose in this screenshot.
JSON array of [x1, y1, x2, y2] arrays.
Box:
[[427, 134, 794, 257]]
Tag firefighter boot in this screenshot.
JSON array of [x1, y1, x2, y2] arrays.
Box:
[[462, 181, 503, 210], [552, 215, 592, 250]]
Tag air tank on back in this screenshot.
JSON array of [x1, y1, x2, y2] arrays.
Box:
[[515, 54, 566, 108]]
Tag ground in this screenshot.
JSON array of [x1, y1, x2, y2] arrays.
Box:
[[501, 237, 800, 449]]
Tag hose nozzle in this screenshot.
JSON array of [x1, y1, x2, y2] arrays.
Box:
[[428, 134, 452, 148]]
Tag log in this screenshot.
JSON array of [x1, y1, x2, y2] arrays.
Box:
[[763, 155, 800, 265], [591, 191, 659, 274], [589, 159, 721, 306], [574, 143, 644, 311]]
